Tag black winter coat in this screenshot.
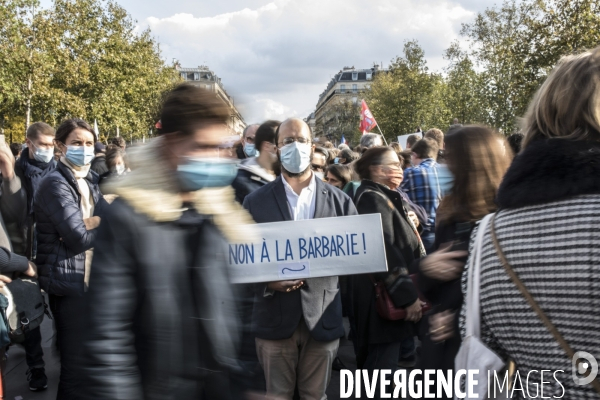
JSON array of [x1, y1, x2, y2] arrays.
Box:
[[349, 180, 422, 366], [90, 154, 108, 176], [416, 218, 474, 374], [15, 150, 57, 216], [235, 144, 247, 160], [14, 151, 57, 258], [34, 162, 107, 296], [231, 168, 270, 204], [81, 199, 242, 400]]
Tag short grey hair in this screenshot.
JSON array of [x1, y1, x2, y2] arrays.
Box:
[[360, 133, 384, 148]]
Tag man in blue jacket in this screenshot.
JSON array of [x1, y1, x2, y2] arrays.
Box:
[[243, 118, 357, 400], [12, 122, 55, 391]]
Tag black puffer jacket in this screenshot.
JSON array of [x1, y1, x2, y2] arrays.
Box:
[[15, 150, 58, 216], [34, 162, 108, 296], [14, 150, 57, 258], [90, 154, 108, 176], [231, 158, 274, 204], [80, 199, 242, 400]]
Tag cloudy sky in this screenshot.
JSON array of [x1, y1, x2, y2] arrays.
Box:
[[49, 0, 501, 123]]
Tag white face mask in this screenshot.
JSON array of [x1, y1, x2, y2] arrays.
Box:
[[115, 164, 125, 175], [30, 143, 54, 163], [315, 171, 325, 181], [279, 142, 311, 174]]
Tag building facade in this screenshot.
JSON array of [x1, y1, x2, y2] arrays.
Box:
[[176, 65, 246, 136], [304, 112, 316, 138], [313, 65, 384, 142]]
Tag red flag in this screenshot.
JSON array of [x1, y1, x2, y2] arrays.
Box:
[[359, 100, 378, 134]]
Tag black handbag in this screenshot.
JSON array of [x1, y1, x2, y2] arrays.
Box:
[[2, 277, 47, 343]]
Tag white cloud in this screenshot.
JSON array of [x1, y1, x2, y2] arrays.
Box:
[[142, 0, 496, 123], [253, 97, 298, 121]]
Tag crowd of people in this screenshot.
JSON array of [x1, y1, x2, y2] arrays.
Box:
[[0, 46, 599, 400]]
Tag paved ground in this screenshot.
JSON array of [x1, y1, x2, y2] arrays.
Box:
[[5, 316, 59, 400], [327, 336, 357, 400], [4, 317, 356, 400]]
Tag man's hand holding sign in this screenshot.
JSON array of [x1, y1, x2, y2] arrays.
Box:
[[268, 280, 304, 292]]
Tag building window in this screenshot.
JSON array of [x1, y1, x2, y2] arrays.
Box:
[[352, 72, 358, 81], [180, 72, 187, 80], [366, 72, 372, 80], [352, 84, 358, 93], [352, 97, 358, 104], [340, 84, 346, 93], [194, 72, 199, 80]]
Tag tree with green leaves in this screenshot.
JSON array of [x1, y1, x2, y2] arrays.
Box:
[[365, 40, 450, 142], [460, 0, 600, 134], [460, 0, 538, 134], [0, 0, 179, 143], [315, 99, 361, 145], [443, 41, 489, 126]]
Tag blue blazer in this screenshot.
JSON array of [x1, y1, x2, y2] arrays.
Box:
[[243, 175, 357, 341]]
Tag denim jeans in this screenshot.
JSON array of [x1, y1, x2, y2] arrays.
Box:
[[23, 326, 45, 369], [422, 231, 436, 255]]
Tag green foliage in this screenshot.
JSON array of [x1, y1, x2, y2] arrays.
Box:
[[315, 99, 361, 146], [365, 0, 600, 137], [365, 41, 451, 142], [461, 0, 600, 133], [0, 0, 180, 143], [443, 42, 489, 126]]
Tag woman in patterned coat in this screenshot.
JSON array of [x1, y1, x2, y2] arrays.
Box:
[[462, 47, 600, 399]]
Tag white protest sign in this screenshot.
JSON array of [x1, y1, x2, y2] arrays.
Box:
[[227, 214, 387, 284], [397, 133, 422, 149]]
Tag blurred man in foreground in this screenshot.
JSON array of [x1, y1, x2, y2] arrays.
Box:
[[81, 83, 256, 399]]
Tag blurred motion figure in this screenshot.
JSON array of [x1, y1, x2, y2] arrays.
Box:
[[80, 83, 255, 400]]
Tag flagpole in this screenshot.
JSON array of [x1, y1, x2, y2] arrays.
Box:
[[376, 125, 388, 146]]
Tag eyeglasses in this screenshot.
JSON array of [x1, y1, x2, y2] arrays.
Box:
[[279, 137, 310, 146], [245, 136, 255, 144], [311, 164, 325, 171]]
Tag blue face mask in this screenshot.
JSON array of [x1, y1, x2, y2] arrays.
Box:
[[31, 144, 54, 163], [279, 142, 311, 174], [177, 157, 237, 191], [334, 157, 340, 164], [244, 143, 257, 157], [65, 145, 95, 166]]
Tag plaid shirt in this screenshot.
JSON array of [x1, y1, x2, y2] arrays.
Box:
[[400, 158, 442, 233]]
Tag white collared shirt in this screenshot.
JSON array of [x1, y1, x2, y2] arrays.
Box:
[[281, 172, 317, 221]]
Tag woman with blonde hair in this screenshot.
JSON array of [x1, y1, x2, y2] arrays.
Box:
[[462, 47, 600, 398], [414, 126, 511, 397]]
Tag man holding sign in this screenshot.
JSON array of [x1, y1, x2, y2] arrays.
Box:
[[243, 118, 357, 400]]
